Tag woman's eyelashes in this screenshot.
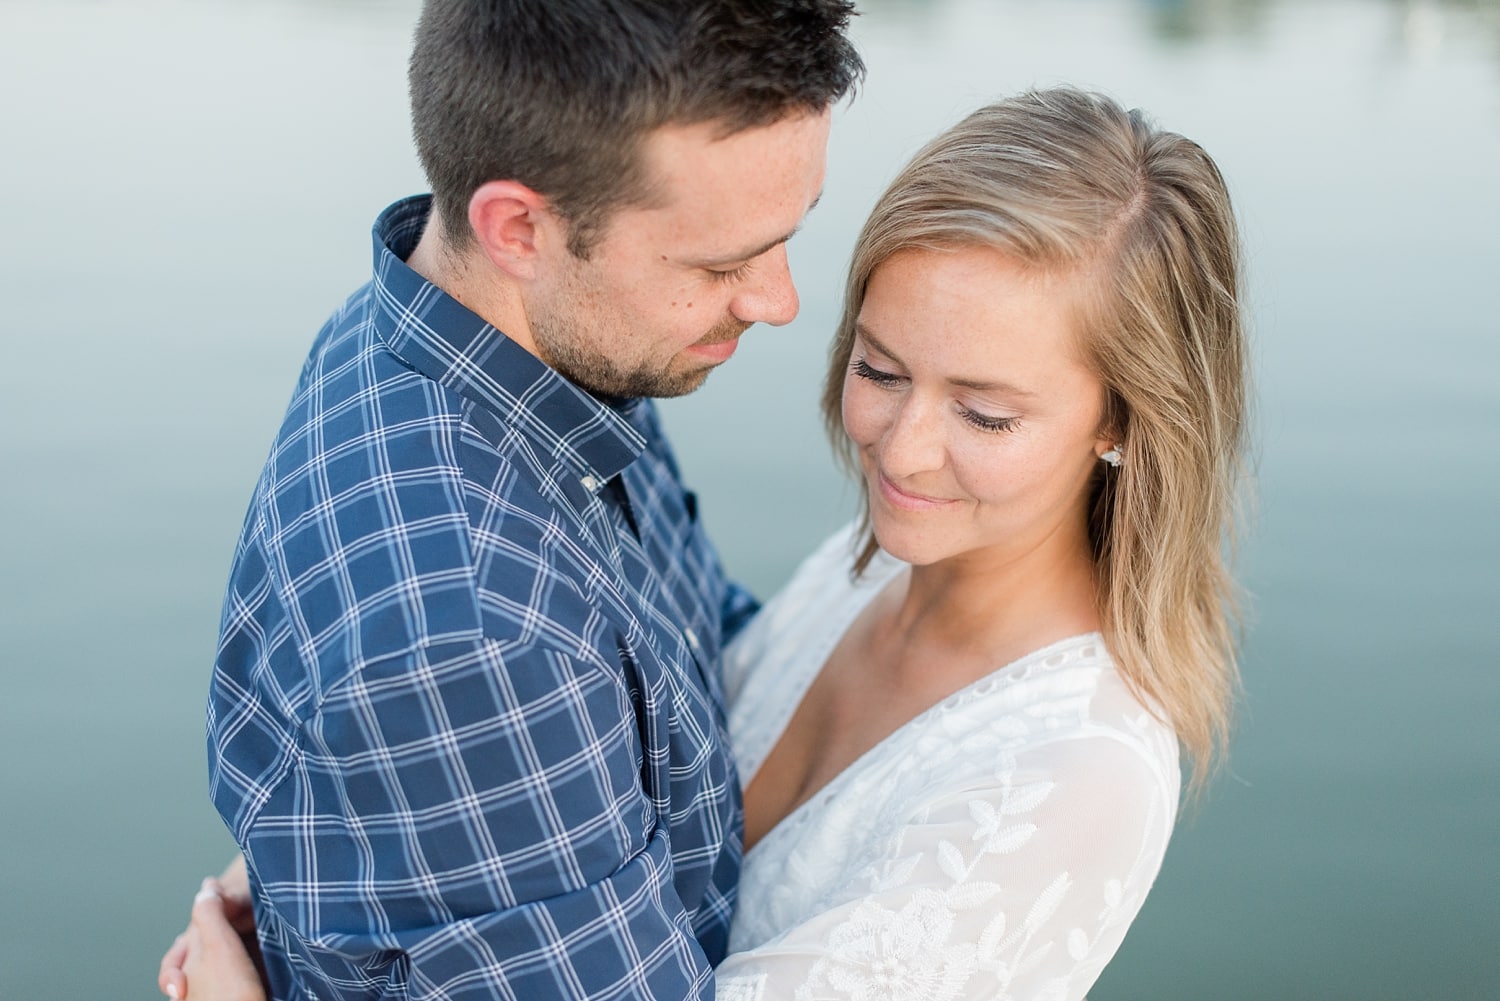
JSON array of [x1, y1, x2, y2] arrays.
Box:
[[958, 407, 1020, 434], [851, 356, 1021, 434], [851, 356, 904, 386]]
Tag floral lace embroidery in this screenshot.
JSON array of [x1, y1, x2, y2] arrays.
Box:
[[717, 973, 767, 1001], [795, 892, 980, 1001], [718, 525, 1180, 1001]]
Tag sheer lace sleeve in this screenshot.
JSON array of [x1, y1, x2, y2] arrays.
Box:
[[715, 730, 1176, 1001]]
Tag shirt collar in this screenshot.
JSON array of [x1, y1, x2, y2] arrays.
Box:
[[369, 195, 645, 483]]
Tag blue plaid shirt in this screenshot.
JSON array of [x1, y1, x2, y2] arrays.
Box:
[[208, 195, 756, 1001]]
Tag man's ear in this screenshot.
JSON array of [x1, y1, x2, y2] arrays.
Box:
[[467, 180, 560, 281]]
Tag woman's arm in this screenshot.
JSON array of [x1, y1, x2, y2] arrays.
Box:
[[715, 733, 1177, 1001]]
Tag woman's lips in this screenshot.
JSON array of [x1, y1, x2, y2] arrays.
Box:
[[877, 473, 956, 511]]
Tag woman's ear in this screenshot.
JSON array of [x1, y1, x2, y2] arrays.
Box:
[[1095, 438, 1125, 468], [1093, 391, 1127, 464], [467, 180, 562, 281]]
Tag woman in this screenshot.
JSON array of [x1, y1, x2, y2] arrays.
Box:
[[164, 86, 1247, 1001]]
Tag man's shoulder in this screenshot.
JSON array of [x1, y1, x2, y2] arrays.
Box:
[[261, 295, 472, 538], [227, 315, 625, 677]]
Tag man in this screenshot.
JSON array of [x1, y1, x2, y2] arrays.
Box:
[[162, 2, 861, 998]]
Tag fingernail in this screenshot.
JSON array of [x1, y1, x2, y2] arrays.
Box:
[[194, 876, 220, 903], [167, 985, 180, 1000]]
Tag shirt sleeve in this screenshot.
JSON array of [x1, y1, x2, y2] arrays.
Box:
[[712, 734, 1176, 1001], [238, 636, 716, 1001], [718, 579, 761, 646]]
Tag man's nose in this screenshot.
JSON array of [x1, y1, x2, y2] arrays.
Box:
[[731, 244, 799, 326]]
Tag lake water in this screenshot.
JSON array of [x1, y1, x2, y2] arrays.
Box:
[[1, 1, 1496, 998]]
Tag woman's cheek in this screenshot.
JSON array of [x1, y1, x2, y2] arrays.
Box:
[[841, 376, 887, 449]]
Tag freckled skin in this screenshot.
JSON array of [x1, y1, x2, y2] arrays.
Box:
[[844, 246, 1115, 571], [519, 111, 828, 398]]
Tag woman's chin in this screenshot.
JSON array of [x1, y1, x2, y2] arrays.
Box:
[[869, 527, 947, 568]]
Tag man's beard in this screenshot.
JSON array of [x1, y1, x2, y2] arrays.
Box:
[[535, 313, 750, 400]]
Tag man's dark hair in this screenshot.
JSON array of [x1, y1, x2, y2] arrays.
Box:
[[409, 0, 863, 257]]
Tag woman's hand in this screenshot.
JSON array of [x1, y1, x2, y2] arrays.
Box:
[[156, 877, 266, 1001], [158, 856, 265, 1001]]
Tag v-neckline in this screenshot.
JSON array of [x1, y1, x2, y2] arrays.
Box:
[[736, 552, 905, 789], [739, 554, 1103, 859]]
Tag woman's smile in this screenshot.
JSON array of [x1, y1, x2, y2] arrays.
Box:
[[874, 470, 959, 511]]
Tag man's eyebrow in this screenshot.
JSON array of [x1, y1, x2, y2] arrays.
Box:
[[698, 191, 823, 267], [855, 322, 1037, 397]]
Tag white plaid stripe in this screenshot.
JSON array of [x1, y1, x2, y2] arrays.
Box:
[[208, 196, 755, 1000]]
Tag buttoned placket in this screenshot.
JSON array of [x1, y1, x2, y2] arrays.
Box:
[[601, 474, 640, 540], [580, 465, 717, 701]]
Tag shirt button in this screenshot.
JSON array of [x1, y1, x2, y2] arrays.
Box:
[[580, 474, 600, 492], [684, 628, 700, 651]]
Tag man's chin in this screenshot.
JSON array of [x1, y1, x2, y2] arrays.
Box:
[[560, 357, 716, 401], [640, 362, 717, 399]]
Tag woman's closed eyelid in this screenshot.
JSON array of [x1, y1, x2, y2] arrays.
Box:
[[854, 342, 917, 385], [851, 356, 904, 385], [853, 354, 1021, 432], [959, 405, 1021, 433]]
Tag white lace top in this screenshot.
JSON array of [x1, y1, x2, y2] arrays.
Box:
[[715, 525, 1180, 1001]]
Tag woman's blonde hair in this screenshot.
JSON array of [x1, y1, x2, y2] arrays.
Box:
[[821, 88, 1249, 794]]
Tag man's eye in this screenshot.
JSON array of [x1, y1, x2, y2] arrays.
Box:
[[707, 263, 752, 284]]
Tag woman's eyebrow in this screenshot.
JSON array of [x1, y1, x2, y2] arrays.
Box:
[[856, 323, 1036, 398], [949, 374, 1037, 396]]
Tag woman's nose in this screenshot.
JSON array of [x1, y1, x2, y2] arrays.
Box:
[[878, 395, 946, 478]]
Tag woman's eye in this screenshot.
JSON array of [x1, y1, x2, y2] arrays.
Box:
[[959, 406, 1020, 434], [851, 357, 904, 387]]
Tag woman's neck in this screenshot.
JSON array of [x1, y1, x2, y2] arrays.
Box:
[[875, 530, 1100, 690]]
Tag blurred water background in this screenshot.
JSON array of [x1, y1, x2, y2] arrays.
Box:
[[1, 0, 1496, 997]]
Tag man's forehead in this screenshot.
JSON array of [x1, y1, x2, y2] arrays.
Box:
[[639, 110, 830, 189], [628, 111, 831, 255]]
